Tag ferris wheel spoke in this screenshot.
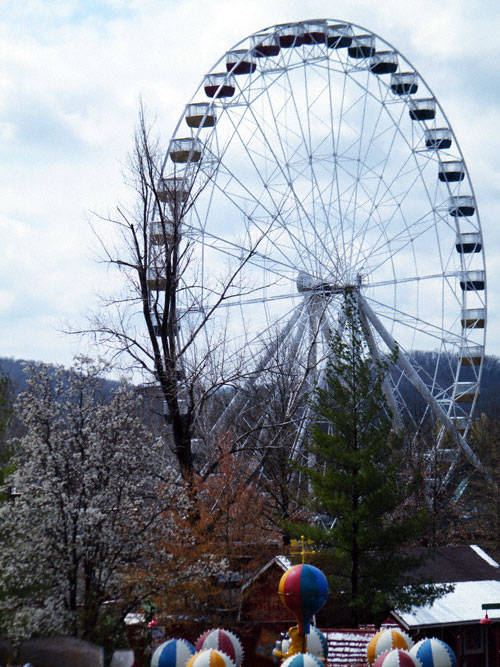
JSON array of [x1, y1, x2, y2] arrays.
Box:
[[330, 67, 440, 280], [350, 118, 415, 269], [197, 159, 315, 277], [215, 74, 340, 274], [301, 71, 345, 271], [368, 270, 459, 288], [364, 294, 463, 346], [342, 135, 427, 273], [325, 56, 347, 262], [362, 210, 438, 278], [301, 62, 340, 263], [261, 68, 344, 273], [280, 62, 342, 270]]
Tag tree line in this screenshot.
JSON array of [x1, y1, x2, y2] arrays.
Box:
[[1, 319, 497, 649]]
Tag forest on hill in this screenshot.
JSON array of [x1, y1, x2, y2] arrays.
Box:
[[1, 352, 499, 416], [0, 357, 120, 396]]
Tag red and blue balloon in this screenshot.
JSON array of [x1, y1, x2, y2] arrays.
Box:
[[278, 564, 329, 634]]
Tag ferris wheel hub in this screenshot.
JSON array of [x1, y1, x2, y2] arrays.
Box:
[[295, 272, 361, 295], [296, 271, 365, 295]]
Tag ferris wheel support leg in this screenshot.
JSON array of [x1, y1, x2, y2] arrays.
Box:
[[209, 300, 306, 437], [247, 308, 315, 474], [358, 296, 486, 477], [303, 294, 337, 396], [289, 301, 347, 463], [222, 300, 321, 477], [285, 298, 327, 464], [303, 296, 324, 477], [356, 299, 404, 432]]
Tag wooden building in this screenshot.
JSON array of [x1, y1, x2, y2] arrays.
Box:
[[391, 545, 500, 667], [238, 556, 295, 666]]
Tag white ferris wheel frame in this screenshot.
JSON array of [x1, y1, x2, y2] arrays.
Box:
[[151, 19, 487, 488]]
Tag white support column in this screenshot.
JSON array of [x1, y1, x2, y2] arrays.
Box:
[[358, 295, 486, 476], [356, 296, 404, 432], [210, 299, 306, 435]]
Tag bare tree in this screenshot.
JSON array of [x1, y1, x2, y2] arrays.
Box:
[[80, 106, 304, 484]]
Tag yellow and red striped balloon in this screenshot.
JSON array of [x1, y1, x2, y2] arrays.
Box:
[[367, 629, 413, 665], [186, 649, 235, 667]]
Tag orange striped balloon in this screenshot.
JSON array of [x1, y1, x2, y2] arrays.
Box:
[[186, 650, 235, 667]]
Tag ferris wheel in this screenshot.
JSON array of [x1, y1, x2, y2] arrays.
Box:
[[151, 20, 487, 487]]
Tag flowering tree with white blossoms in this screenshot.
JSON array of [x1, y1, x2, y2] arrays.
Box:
[[0, 358, 165, 642]]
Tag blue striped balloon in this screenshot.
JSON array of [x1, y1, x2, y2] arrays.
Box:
[[151, 638, 196, 667], [280, 627, 328, 660], [308, 627, 328, 659], [410, 638, 456, 667], [279, 565, 329, 635], [281, 653, 325, 667]]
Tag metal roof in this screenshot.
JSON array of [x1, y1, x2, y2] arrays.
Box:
[[406, 544, 500, 583], [325, 630, 373, 666], [239, 555, 291, 597], [393, 580, 500, 629]]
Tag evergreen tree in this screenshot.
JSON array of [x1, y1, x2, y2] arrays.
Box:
[[290, 293, 450, 626]]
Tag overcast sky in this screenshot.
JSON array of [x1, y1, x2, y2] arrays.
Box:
[[1, 0, 500, 369]]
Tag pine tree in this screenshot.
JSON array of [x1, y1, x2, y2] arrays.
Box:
[[289, 293, 450, 626]]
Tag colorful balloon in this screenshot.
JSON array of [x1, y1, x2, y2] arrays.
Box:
[[281, 653, 325, 667], [151, 639, 196, 667], [410, 638, 456, 667], [278, 565, 329, 634], [186, 650, 235, 667], [373, 649, 421, 667], [195, 629, 244, 667], [367, 630, 413, 664]]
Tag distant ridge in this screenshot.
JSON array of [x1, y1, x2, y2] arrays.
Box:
[[0, 357, 35, 393], [0, 357, 120, 395], [2, 353, 500, 415]]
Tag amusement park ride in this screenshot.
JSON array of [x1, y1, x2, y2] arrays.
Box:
[[150, 562, 457, 667], [150, 18, 487, 500]]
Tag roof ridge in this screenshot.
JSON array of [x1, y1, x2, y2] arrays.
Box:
[[470, 544, 500, 568]]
